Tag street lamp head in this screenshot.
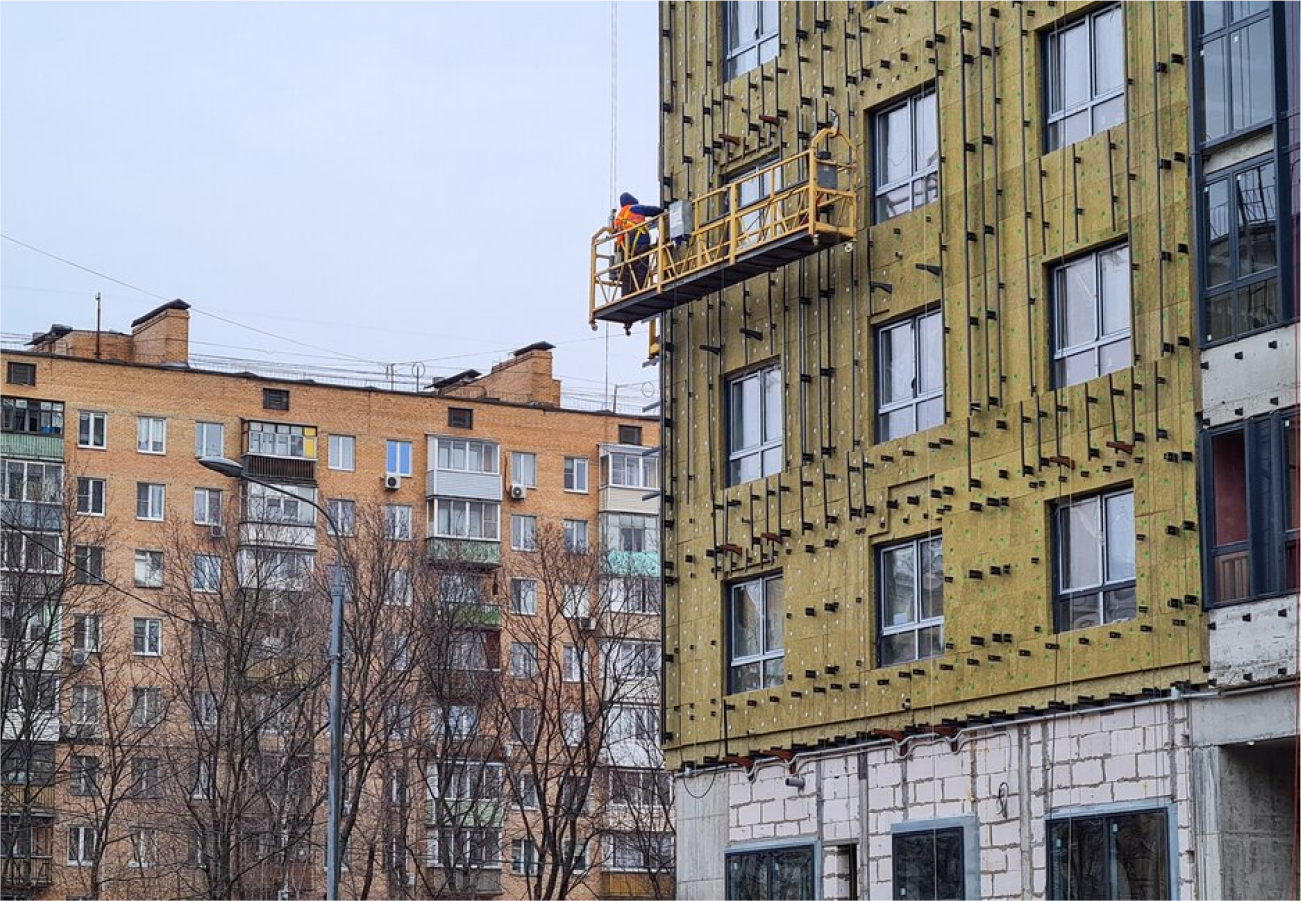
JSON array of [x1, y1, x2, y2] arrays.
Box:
[[198, 455, 246, 479]]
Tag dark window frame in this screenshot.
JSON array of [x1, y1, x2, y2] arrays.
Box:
[[1200, 407, 1299, 606], [725, 843, 816, 901], [1052, 486, 1137, 632], [1193, 1, 1277, 150], [891, 817, 977, 901], [1198, 153, 1289, 345], [871, 85, 939, 223], [617, 424, 643, 446], [448, 407, 474, 430], [262, 388, 290, 411], [1047, 805, 1173, 900], [6, 362, 36, 386]]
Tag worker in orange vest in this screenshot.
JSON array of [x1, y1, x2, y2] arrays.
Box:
[[614, 192, 663, 296]]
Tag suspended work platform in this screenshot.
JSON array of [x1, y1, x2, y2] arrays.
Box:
[[590, 127, 857, 329]]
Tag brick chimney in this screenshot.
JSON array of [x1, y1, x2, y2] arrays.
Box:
[[440, 342, 561, 407], [129, 300, 191, 365]]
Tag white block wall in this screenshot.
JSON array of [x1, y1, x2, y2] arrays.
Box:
[[677, 699, 1197, 900]]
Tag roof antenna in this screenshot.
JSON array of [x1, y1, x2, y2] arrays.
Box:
[[94, 292, 102, 359]]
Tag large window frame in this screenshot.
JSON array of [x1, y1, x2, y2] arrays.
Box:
[[1202, 407, 1298, 605], [726, 363, 782, 486], [1053, 488, 1137, 631], [1047, 804, 1173, 900], [878, 535, 945, 668], [722, 1, 779, 82], [1200, 155, 1285, 344], [1194, 1, 1275, 147], [873, 87, 939, 222], [725, 843, 816, 901], [1050, 244, 1132, 388], [78, 411, 107, 449], [432, 498, 499, 541], [434, 437, 498, 474], [876, 309, 944, 441], [1044, 4, 1126, 152], [727, 573, 784, 693], [891, 817, 978, 901]]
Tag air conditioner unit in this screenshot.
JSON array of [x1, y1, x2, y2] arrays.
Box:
[[576, 616, 597, 632], [71, 649, 89, 667], [208, 524, 226, 540], [508, 484, 527, 501], [383, 474, 402, 490]]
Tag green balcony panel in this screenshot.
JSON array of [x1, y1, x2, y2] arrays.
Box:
[[0, 433, 63, 461], [605, 549, 661, 577], [426, 537, 502, 569]]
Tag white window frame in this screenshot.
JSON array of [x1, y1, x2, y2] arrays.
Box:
[[607, 450, 659, 489], [564, 519, 590, 553], [873, 87, 939, 222], [133, 550, 163, 588], [133, 617, 162, 656], [728, 573, 784, 692], [723, 0, 779, 81], [562, 644, 589, 683], [326, 498, 356, 537], [877, 309, 945, 441], [564, 456, 589, 493], [512, 838, 540, 876], [136, 482, 166, 521], [603, 512, 659, 554], [511, 514, 538, 551], [511, 578, 538, 615], [130, 686, 164, 727], [562, 583, 590, 619], [76, 477, 106, 516], [386, 438, 413, 476], [73, 613, 102, 653], [510, 641, 540, 678], [78, 411, 107, 450], [878, 535, 945, 667], [192, 554, 222, 593], [1045, 5, 1126, 151], [610, 576, 662, 614], [194, 421, 224, 458], [71, 685, 101, 727], [128, 827, 158, 868], [1051, 245, 1132, 388], [432, 498, 500, 541], [386, 504, 413, 540], [193, 488, 223, 526], [246, 421, 315, 460], [606, 638, 661, 679], [1055, 488, 1137, 631], [510, 451, 537, 487], [136, 416, 166, 454], [727, 363, 782, 486], [192, 690, 218, 727], [67, 824, 97, 866], [434, 437, 498, 474], [328, 434, 356, 471]]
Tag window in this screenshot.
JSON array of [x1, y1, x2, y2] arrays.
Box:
[[618, 424, 644, 446], [874, 88, 939, 221], [70, 756, 99, 796], [246, 421, 316, 459], [510, 641, 539, 678], [73, 614, 102, 653], [603, 513, 660, 554], [448, 406, 474, 429], [387, 634, 411, 671], [609, 768, 671, 809], [328, 434, 356, 471], [0, 529, 61, 574], [564, 456, 589, 492], [193, 488, 223, 526], [1204, 409, 1298, 603], [262, 388, 290, 411], [326, 498, 356, 537], [510, 707, 538, 745], [1044, 5, 1125, 151], [193, 555, 222, 593], [136, 416, 166, 454], [609, 704, 657, 744], [559, 779, 587, 814], [386, 439, 413, 476], [511, 578, 538, 615], [728, 573, 784, 692], [450, 631, 491, 671], [136, 483, 166, 521], [434, 704, 478, 739], [564, 519, 590, 553], [194, 421, 224, 458], [3, 460, 62, 503], [432, 498, 500, 540], [246, 482, 316, 525], [6, 361, 36, 386], [511, 515, 537, 551], [607, 832, 675, 873], [134, 550, 163, 588], [606, 639, 660, 679], [78, 412, 107, 449], [426, 827, 501, 871], [386, 569, 413, 606], [1049, 808, 1170, 899], [1055, 489, 1136, 630], [611, 576, 662, 614], [510, 451, 537, 487], [191, 691, 218, 727], [1051, 245, 1132, 387], [563, 645, 589, 683], [723, 0, 778, 80], [892, 824, 969, 900], [1201, 157, 1282, 342], [726, 845, 816, 899], [562, 710, 584, 746], [606, 451, 659, 489], [129, 827, 158, 868], [71, 686, 101, 729], [133, 618, 162, 656], [441, 573, 482, 605], [75, 477, 105, 516], [562, 583, 590, 619], [515, 773, 540, 809], [727, 364, 782, 485], [386, 701, 413, 739], [130, 687, 164, 727], [877, 310, 944, 440], [512, 839, 540, 876], [73, 546, 105, 585], [385, 504, 413, 540], [1197, 2, 1274, 144], [879, 536, 945, 667], [435, 437, 498, 473], [131, 757, 160, 797], [67, 825, 97, 866], [192, 760, 213, 799], [2, 397, 63, 435]]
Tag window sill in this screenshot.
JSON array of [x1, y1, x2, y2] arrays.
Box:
[[76, 444, 106, 452]]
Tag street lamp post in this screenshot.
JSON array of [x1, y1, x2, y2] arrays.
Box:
[[199, 456, 346, 901]]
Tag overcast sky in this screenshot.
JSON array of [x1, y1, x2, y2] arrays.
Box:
[[1, 1, 661, 407]]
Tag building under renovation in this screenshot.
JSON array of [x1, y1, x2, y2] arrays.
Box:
[[590, 1, 1298, 898]]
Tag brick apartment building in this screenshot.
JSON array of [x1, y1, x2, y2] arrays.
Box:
[[0, 301, 671, 899], [589, 1, 1298, 899]]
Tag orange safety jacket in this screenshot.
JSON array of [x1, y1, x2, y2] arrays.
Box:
[[614, 204, 649, 249]]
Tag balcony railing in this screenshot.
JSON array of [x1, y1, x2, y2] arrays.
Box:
[[425, 799, 506, 827], [590, 126, 856, 327], [449, 602, 503, 629], [0, 433, 63, 461], [243, 453, 316, 483], [605, 549, 660, 578], [0, 783, 55, 815], [0, 856, 53, 888], [426, 537, 501, 569]]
